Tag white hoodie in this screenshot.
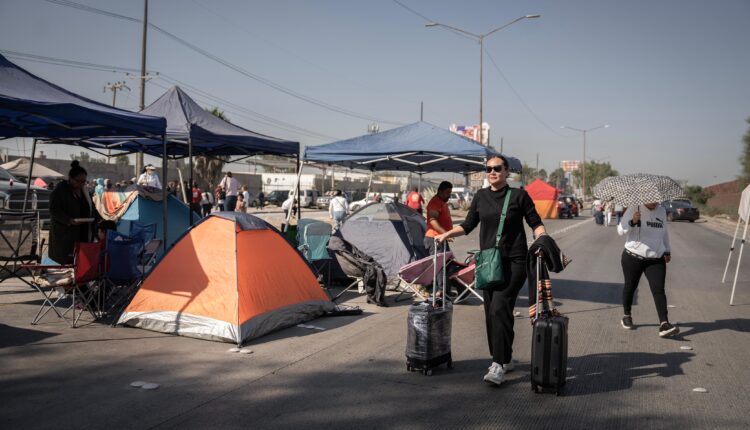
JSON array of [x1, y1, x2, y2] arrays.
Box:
[[617, 205, 671, 258]]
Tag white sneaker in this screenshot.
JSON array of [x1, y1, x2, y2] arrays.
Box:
[[483, 362, 505, 385], [502, 360, 515, 373]]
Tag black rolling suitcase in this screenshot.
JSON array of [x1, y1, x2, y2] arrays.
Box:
[[405, 241, 453, 376], [530, 254, 568, 395]]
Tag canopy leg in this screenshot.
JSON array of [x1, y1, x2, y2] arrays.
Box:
[[188, 137, 193, 225], [162, 136, 168, 256], [284, 160, 303, 232], [723, 218, 742, 283], [22, 139, 37, 213], [730, 216, 750, 305]]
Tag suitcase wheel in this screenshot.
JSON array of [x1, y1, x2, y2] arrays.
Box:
[[423, 368, 433, 376], [532, 384, 539, 393], [406, 363, 412, 372], [447, 359, 453, 369]]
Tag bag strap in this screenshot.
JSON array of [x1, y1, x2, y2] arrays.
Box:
[[494, 189, 512, 247]]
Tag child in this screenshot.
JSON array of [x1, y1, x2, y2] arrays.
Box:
[[235, 194, 246, 212]]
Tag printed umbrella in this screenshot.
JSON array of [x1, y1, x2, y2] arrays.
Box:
[[592, 173, 685, 207]]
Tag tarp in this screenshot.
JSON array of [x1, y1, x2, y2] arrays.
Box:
[[88, 86, 299, 158], [739, 184, 750, 221], [339, 201, 427, 277], [1, 158, 63, 179], [0, 53, 165, 140], [304, 121, 521, 173], [526, 179, 559, 219], [118, 212, 334, 345]]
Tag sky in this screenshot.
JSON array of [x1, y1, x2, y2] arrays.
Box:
[[1, 0, 749, 186]]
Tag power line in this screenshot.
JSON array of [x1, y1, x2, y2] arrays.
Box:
[[391, 0, 476, 43], [1, 49, 338, 141], [482, 47, 570, 138], [41, 0, 405, 126]]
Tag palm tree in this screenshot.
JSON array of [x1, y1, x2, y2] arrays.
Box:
[[194, 107, 230, 187]]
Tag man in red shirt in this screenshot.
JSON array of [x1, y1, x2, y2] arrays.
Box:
[[424, 181, 454, 295], [190, 181, 202, 216], [406, 187, 425, 215]]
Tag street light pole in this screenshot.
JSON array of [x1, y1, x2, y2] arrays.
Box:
[[561, 124, 609, 200], [426, 14, 540, 147]]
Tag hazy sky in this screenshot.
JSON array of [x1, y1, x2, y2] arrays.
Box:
[[1, 0, 749, 185]]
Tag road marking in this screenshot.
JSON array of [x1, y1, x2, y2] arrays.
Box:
[[528, 218, 591, 245]]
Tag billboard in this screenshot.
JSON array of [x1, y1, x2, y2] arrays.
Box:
[[560, 160, 581, 173], [449, 122, 490, 146]]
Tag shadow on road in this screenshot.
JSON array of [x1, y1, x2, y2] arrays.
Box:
[[678, 318, 750, 337], [520, 279, 624, 306], [0, 323, 58, 348], [566, 351, 693, 396]]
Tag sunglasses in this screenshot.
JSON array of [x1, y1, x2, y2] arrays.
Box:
[[485, 165, 505, 173]]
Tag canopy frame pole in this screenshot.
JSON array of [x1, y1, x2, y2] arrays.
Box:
[[176, 168, 188, 204], [722, 217, 742, 283], [22, 138, 38, 213], [418, 173, 422, 194], [162, 137, 168, 255], [296, 153, 302, 221], [366, 169, 374, 198], [188, 135, 193, 225], [730, 215, 749, 305]]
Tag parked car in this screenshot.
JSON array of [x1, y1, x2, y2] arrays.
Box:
[[560, 195, 579, 217], [349, 193, 395, 212], [0, 167, 51, 219], [557, 197, 573, 219], [663, 200, 700, 222], [316, 192, 332, 210], [447, 192, 465, 210], [265, 190, 289, 207], [289, 189, 320, 208], [245, 193, 260, 208]]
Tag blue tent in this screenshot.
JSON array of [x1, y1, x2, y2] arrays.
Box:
[[117, 193, 199, 259], [0, 53, 165, 142], [304, 121, 521, 173], [89, 86, 298, 158]]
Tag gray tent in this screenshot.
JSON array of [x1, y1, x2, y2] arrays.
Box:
[[1, 158, 63, 179], [339, 202, 427, 278]]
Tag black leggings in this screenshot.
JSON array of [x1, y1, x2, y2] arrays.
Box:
[[482, 257, 527, 364], [621, 250, 669, 323]]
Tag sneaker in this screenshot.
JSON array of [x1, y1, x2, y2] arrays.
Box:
[[483, 362, 505, 385], [502, 360, 515, 373], [621, 315, 634, 330], [659, 322, 680, 337]]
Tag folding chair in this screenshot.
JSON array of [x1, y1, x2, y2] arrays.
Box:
[[395, 251, 454, 302], [0, 211, 40, 288], [297, 219, 333, 289], [449, 262, 484, 304], [100, 229, 148, 321], [24, 241, 103, 327]]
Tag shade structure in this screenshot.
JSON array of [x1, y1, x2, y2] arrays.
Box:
[[0, 158, 63, 179], [118, 212, 334, 345], [592, 173, 685, 207], [0, 53, 165, 141], [88, 86, 299, 158], [304, 121, 521, 174], [525, 179, 559, 219]]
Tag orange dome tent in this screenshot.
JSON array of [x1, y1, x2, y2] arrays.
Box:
[[525, 179, 560, 219], [117, 212, 334, 345]]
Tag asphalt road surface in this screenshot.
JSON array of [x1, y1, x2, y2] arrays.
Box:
[[1, 214, 749, 429]]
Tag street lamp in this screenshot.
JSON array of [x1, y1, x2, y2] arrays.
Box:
[[426, 14, 540, 147], [560, 124, 609, 200]]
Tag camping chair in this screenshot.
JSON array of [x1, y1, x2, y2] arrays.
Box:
[[100, 228, 151, 321], [0, 211, 40, 288], [395, 251, 454, 302], [24, 241, 103, 327], [297, 219, 333, 289]]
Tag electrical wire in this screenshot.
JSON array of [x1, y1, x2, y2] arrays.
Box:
[[41, 0, 405, 126]]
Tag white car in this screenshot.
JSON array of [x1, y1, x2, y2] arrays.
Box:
[[349, 194, 394, 212]]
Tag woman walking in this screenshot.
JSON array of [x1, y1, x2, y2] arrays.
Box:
[[436, 155, 546, 386], [48, 161, 96, 264], [618, 203, 679, 337], [328, 189, 349, 229]]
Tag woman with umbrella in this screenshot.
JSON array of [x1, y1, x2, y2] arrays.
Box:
[[595, 174, 681, 337]]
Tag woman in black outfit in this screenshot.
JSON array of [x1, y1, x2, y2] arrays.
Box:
[[436, 155, 546, 386], [48, 161, 95, 264]]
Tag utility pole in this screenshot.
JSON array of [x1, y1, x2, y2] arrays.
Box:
[[104, 81, 130, 164], [136, 0, 149, 177], [500, 136, 504, 153], [420, 101, 423, 121]]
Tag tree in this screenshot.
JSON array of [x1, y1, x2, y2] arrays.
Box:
[[70, 151, 105, 164], [115, 155, 129, 166], [548, 168, 569, 192], [740, 117, 750, 184], [572, 161, 618, 197], [194, 107, 230, 187], [521, 163, 537, 185], [537, 168, 548, 182], [683, 185, 713, 206]]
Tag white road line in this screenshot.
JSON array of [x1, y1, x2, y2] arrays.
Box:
[[528, 218, 591, 245]]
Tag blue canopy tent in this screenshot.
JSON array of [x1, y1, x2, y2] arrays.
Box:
[[0, 53, 170, 252], [303, 121, 521, 174], [88, 86, 300, 223]]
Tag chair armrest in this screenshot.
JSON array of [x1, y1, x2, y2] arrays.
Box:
[[21, 264, 74, 270]]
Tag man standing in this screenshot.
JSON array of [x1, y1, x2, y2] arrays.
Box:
[[258, 190, 265, 209], [137, 164, 162, 189], [190, 181, 202, 216], [424, 181, 453, 295], [406, 187, 425, 215], [219, 172, 239, 212]]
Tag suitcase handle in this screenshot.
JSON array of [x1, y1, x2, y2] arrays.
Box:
[[432, 238, 448, 309]]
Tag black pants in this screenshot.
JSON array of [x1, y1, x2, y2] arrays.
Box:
[[482, 257, 527, 364], [621, 250, 669, 322], [201, 204, 212, 217]]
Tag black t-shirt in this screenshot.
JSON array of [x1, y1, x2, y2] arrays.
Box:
[[460, 185, 543, 258]]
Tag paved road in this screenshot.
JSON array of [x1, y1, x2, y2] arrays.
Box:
[[1, 215, 749, 429]]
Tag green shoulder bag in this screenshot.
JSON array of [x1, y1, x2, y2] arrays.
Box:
[[474, 189, 512, 290]]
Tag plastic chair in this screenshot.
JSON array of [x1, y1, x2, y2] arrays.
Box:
[[101, 229, 147, 320], [297, 219, 333, 289]]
